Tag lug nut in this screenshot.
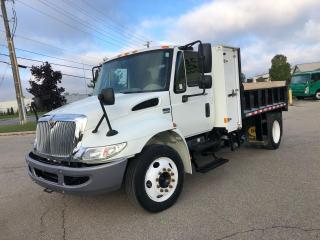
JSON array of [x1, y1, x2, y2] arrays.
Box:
[[171, 172, 174, 176], [163, 168, 166, 171], [160, 189, 164, 192], [169, 185, 173, 188], [165, 189, 168, 192], [167, 168, 171, 171], [157, 185, 160, 188], [172, 179, 175, 182]]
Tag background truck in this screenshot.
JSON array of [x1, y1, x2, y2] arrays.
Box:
[[26, 41, 288, 212], [290, 70, 320, 100]]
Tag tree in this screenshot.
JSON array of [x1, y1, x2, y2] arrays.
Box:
[[240, 73, 246, 82], [269, 54, 291, 82], [27, 62, 66, 111], [10, 107, 14, 115]]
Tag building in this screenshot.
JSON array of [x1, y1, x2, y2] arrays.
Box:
[[292, 62, 320, 74]]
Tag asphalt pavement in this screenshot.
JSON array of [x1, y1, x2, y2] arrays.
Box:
[[0, 100, 320, 240], [0, 115, 36, 126]]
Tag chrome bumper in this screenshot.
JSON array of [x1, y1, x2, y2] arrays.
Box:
[[26, 153, 127, 195]]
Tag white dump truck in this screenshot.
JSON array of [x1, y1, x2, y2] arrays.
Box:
[[26, 41, 288, 212]]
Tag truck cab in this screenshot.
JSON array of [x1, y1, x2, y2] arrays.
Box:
[[26, 41, 288, 212], [290, 71, 320, 100]]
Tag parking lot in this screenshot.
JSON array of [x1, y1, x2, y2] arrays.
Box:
[[0, 100, 320, 240]]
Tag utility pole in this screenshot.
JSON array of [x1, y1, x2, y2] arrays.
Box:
[[1, 0, 27, 124], [144, 41, 152, 48]]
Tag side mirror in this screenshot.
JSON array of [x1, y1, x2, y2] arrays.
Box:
[[98, 88, 115, 105], [93, 69, 99, 82], [198, 43, 212, 73], [199, 75, 212, 89]]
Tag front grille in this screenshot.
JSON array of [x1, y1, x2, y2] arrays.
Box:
[[36, 121, 76, 158]]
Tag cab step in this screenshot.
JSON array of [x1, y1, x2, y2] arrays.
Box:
[[192, 153, 229, 173]]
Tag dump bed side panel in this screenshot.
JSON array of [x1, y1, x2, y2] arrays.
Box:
[[241, 82, 288, 118]]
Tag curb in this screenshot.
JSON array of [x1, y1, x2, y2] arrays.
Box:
[[0, 131, 36, 137]]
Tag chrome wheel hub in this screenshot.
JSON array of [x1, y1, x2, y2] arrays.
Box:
[[144, 157, 178, 202]]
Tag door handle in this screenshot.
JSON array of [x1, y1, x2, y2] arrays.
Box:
[[228, 89, 237, 97]]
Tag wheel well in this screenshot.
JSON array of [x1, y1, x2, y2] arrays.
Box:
[[145, 130, 192, 174]]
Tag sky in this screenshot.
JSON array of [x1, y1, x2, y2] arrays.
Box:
[[0, 0, 320, 101]]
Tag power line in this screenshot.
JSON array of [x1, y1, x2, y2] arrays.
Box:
[[79, 0, 147, 42], [16, 0, 134, 49], [0, 29, 70, 52], [0, 59, 92, 79], [64, 0, 146, 44], [0, 44, 94, 67], [36, 0, 141, 48], [0, 53, 92, 71]]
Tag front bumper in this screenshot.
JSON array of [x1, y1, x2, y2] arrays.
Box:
[[26, 153, 127, 195]]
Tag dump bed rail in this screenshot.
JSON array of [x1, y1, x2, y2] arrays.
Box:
[[242, 81, 288, 118]]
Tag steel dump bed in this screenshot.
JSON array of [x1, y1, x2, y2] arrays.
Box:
[[242, 81, 288, 118]]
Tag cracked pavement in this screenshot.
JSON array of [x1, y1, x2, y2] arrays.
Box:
[[0, 100, 320, 240]]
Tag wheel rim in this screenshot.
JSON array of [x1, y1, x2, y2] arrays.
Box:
[[316, 92, 320, 100], [144, 157, 178, 202], [272, 120, 281, 144]]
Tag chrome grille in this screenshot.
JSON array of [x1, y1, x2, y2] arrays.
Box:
[[36, 121, 76, 158]]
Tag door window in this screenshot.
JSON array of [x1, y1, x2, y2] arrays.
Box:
[[184, 51, 201, 87], [311, 73, 320, 82], [174, 52, 187, 93]]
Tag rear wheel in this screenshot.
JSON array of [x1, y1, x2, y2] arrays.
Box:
[[125, 144, 184, 212], [265, 112, 282, 149], [314, 91, 320, 100]]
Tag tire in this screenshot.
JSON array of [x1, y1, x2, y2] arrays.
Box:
[[296, 96, 304, 100], [265, 112, 282, 149], [125, 144, 184, 212], [314, 90, 320, 100]]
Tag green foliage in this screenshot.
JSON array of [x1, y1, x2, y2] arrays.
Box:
[[27, 62, 66, 111], [240, 73, 246, 82], [269, 54, 291, 82]]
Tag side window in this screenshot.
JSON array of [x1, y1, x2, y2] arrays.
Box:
[[311, 73, 320, 82], [184, 51, 201, 87], [174, 52, 187, 93]]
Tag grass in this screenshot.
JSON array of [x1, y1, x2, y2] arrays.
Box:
[[0, 121, 37, 133]]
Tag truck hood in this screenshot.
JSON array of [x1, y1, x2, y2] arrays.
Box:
[[47, 92, 169, 131]]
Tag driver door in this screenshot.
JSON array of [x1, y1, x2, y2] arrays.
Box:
[[170, 51, 212, 137]]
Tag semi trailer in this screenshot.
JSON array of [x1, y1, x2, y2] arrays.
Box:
[[26, 41, 288, 212]]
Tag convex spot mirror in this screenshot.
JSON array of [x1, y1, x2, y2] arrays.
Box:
[[98, 88, 115, 105], [198, 43, 212, 74], [199, 75, 212, 89]]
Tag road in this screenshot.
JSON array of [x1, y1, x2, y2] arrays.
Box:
[[0, 100, 320, 240], [0, 115, 36, 126]]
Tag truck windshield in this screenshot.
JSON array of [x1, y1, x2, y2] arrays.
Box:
[[93, 49, 173, 94], [291, 75, 309, 84]]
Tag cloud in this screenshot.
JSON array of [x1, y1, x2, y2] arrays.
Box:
[[168, 0, 319, 42], [146, 0, 319, 77]]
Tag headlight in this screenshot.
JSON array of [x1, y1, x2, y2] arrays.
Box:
[[75, 142, 127, 163], [305, 87, 309, 94]]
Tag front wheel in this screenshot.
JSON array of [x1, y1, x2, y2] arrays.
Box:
[[125, 144, 184, 212]]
